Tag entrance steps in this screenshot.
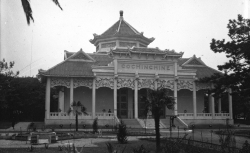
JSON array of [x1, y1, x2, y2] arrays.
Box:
[[161, 117, 188, 129], [121, 119, 142, 128], [137, 119, 166, 129]]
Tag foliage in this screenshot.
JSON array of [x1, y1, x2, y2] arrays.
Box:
[[92, 118, 98, 134], [67, 101, 87, 132], [106, 143, 126, 153], [0, 59, 46, 121], [217, 129, 236, 152], [117, 120, 128, 144], [200, 14, 250, 121], [60, 143, 84, 153], [140, 88, 175, 151], [21, 0, 62, 25], [240, 141, 250, 153], [133, 145, 150, 153]]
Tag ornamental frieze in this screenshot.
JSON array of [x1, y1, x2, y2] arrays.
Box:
[[50, 78, 70, 88], [196, 82, 211, 91], [138, 79, 155, 90], [117, 78, 134, 89], [177, 80, 193, 91], [158, 79, 174, 90], [73, 78, 93, 89], [95, 77, 114, 89]]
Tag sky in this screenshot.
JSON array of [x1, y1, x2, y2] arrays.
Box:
[[0, 0, 249, 77]]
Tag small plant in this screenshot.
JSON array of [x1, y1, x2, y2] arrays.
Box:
[[133, 145, 150, 153], [106, 143, 126, 153], [27, 145, 34, 152], [92, 118, 98, 134], [45, 143, 49, 149], [117, 120, 128, 144], [240, 140, 250, 153], [218, 129, 236, 152], [58, 145, 63, 151]]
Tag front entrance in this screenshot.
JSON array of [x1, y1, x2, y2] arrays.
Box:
[[117, 88, 128, 119]]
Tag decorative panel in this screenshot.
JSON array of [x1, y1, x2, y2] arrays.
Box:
[[72, 54, 89, 60], [188, 59, 202, 65], [196, 82, 211, 91], [101, 42, 116, 48], [117, 78, 134, 89], [158, 79, 174, 90], [95, 77, 114, 89], [138, 79, 155, 90], [73, 78, 93, 88], [119, 42, 137, 47], [177, 80, 193, 91], [51, 78, 70, 88]]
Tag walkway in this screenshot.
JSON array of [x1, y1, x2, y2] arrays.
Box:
[[6, 122, 31, 131]]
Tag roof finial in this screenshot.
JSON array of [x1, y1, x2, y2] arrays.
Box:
[[120, 10, 123, 20]]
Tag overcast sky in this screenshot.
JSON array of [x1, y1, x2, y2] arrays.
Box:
[[0, 0, 249, 77]]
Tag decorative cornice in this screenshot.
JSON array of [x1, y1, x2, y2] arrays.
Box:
[[95, 77, 114, 89], [51, 77, 70, 88], [73, 78, 93, 89]]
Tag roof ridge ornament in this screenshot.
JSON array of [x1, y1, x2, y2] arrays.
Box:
[[120, 10, 123, 20]]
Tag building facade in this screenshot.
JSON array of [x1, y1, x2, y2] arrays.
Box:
[[39, 11, 233, 127]]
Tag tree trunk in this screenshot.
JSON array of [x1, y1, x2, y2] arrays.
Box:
[[154, 114, 160, 152], [76, 113, 78, 131]]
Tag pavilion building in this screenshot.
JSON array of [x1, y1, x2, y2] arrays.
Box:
[[39, 11, 233, 128]]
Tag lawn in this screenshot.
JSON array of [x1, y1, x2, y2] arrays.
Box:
[[0, 139, 156, 153]]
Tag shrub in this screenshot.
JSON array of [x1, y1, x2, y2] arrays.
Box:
[[92, 118, 98, 134], [133, 145, 150, 153], [240, 140, 250, 153], [117, 120, 128, 144]]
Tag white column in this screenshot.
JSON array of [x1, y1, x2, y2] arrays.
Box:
[[218, 98, 221, 113], [228, 88, 233, 119], [70, 78, 73, 110], [58, 88, 64, 112], [114, 59, 118, 117], [45, 77, 51, 119], [134, 78, 138, 118], [92, 78, 96, 119], [174, 62, 178, 115], [114, 79, 117, 117], [193, 81, 197, 119], [210, 94, 215, 119]]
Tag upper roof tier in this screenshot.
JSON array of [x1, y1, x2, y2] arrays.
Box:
[[90, 11, 155, 52]]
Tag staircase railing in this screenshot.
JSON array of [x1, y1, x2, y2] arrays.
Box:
[[176, 116, 188, 128], [114, 115, 120, 125]]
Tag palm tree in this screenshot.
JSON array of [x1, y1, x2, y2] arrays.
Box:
[[21, 0, 63, 25], [140, 88, 175, 152], [67, 101, 87, 132]]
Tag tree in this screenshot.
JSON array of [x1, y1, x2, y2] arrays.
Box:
[[117, 120, 128, 144], [140, 88, 175, 152], [21, 0, 62, 25], [0, 59, 19, 121], [67, 101, 87, 131], [201, 15, 250, 121]]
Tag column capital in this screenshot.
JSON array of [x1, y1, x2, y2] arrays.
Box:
[[174, 76, 179, 82], [155, 74, 159, 81], [135, 74, 139, 80], [114, 74, 118, 80]]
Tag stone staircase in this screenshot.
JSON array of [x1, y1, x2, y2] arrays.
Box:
[[137, 119, 166, 129], [161, 117, 188, 129], [121, 119, 142, 128]]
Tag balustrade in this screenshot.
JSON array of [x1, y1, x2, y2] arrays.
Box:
[[49, 112, 113, 119]]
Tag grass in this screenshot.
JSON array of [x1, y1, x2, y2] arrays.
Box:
[[0, 139, 156, 153]]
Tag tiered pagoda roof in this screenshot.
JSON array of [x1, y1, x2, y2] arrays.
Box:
[[90, 11, 155, 47]]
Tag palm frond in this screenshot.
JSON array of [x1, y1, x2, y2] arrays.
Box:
[[51, 0, 63, 10], [21, 0, 34, 25]]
